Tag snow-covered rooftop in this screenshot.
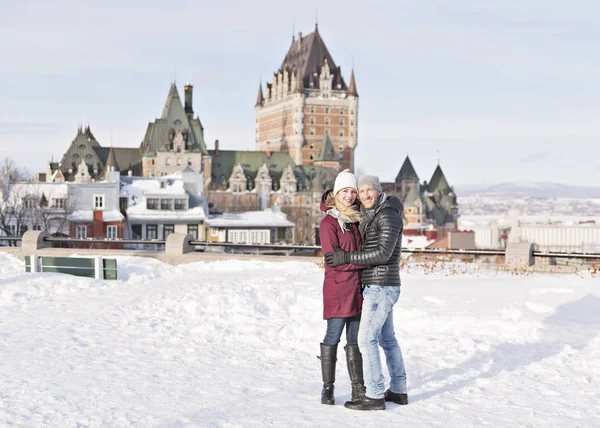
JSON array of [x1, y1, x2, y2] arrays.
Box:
[[207, 208, 294, 228], [68, 209, 123, 223]]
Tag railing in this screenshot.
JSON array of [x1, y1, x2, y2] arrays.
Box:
[[2, 236, 600, 261]]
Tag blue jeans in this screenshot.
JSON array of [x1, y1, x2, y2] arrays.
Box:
[[358, 285, 406, 399], [323, 314, 361, 347]]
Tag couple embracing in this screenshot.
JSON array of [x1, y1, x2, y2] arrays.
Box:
[[318, 169, 408, 411]]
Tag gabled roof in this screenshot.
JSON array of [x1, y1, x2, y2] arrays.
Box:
[[280, 26, 347, 90], [396, 156, 419, 181], [315, 134, 336, 161], [428, 164, 450, 193]]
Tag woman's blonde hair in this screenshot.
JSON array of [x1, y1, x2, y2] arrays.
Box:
[[325, 191, 362, 223]]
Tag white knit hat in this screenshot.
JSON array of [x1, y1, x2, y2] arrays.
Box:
[[333, 169, 358, 195]]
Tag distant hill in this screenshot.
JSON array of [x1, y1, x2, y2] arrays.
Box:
[[455, 181, 600, 198]]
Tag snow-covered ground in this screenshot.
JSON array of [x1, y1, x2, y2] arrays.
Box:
[[1, 252, 599, 427]]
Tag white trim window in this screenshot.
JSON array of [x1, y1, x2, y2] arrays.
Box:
[[107, 225, 117, 239], [76, 225, 87, 239], [93, 194, 105, 210]]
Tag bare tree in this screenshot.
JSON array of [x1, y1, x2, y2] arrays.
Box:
[[0, 159, 32, 246], [0, 159, 75, 246]]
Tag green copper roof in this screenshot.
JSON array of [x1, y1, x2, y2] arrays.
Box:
[[315, 134, 336, 161], [428, 164, 450, 193], [141, 83, 207, 156], [403, 184, 422, 206], [208, 149, 338, 192]]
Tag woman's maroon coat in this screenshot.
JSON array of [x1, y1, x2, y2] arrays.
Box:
[[319, 190, 363, 320]]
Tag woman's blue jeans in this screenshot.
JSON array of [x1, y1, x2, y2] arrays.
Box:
[[323, 314, 361, 347]]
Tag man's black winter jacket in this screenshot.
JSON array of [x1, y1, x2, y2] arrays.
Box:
[[346, 193, 403, 286]]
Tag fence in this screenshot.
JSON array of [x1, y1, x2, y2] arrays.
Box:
[[3, 233, 600, 268]]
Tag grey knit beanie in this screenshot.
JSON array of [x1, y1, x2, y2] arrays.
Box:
[[358, 175, 382, 192]]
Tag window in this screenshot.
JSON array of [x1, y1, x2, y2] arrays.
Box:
[[339, 118, 344, 126], [340, 108, 344, 114], [177, 158, 181, 165], [19, 225, 28, 236], [310, 106, 315, 113], [93, 194, 105, 210], [163, 224, 175, 239], [174, 199, 186, 210], [325, 129, 329, 135], [107, 225, 117, 239], [187, 224, 198, 240], [23, 198, 35, 209], [350, 121, 354, 126], [309, 153, 314, 160], [146, 224, 158, 240], [310, 143, 314, 149], [325, 107, 329, 114], [210, 227, 219, 237], [310, 117, 315, 125], [161, 199, 172, 210], [52, 198, 66, 208], [166, 158, 171, 166], [132, 224, 142, 240], [151, 159, 156, 166], [33, 224, 42, 231], [310, 128, 315, 136], [76, 225, 87, 239], [147, 198, 159, 210], [325, 117, 330, 125], [339, 130, 344, 137]]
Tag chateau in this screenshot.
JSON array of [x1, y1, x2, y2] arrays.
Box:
[[255, 24, 359, 172], [37, 25, 457, 244]]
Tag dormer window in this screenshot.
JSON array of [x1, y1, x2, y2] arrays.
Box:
[[93, 194, 105, 210]]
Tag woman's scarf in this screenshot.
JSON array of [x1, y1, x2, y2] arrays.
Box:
[[327, 207, 359, 233]]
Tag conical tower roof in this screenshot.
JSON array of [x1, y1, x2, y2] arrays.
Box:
[[104, 146, 119, 172], [404, 184, 423, 206], [256, 82, 265, 106], [315, 134, 337, 161], [396, 156, 419, 181], [428, 164, 450, 193], [348, 70, 358, 97]]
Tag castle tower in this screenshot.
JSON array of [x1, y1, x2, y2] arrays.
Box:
[[255, 25, 359, 171]]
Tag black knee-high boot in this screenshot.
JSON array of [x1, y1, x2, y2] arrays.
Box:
[[319, 343, 337, 405], [344, 344, 366, 402]]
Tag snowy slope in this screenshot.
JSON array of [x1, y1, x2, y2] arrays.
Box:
[[0, 253, 599, 427]]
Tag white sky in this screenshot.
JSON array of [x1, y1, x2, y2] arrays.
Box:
[[1, 0, 599, 186]]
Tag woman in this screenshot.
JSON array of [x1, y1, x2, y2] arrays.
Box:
[[318, 169, 366, 405]]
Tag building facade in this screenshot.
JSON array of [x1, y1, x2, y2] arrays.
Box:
[[255, 25, 359, 171], [382, 155, 459, 234]]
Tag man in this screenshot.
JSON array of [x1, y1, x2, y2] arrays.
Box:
[[324, 175, 408, 411]]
